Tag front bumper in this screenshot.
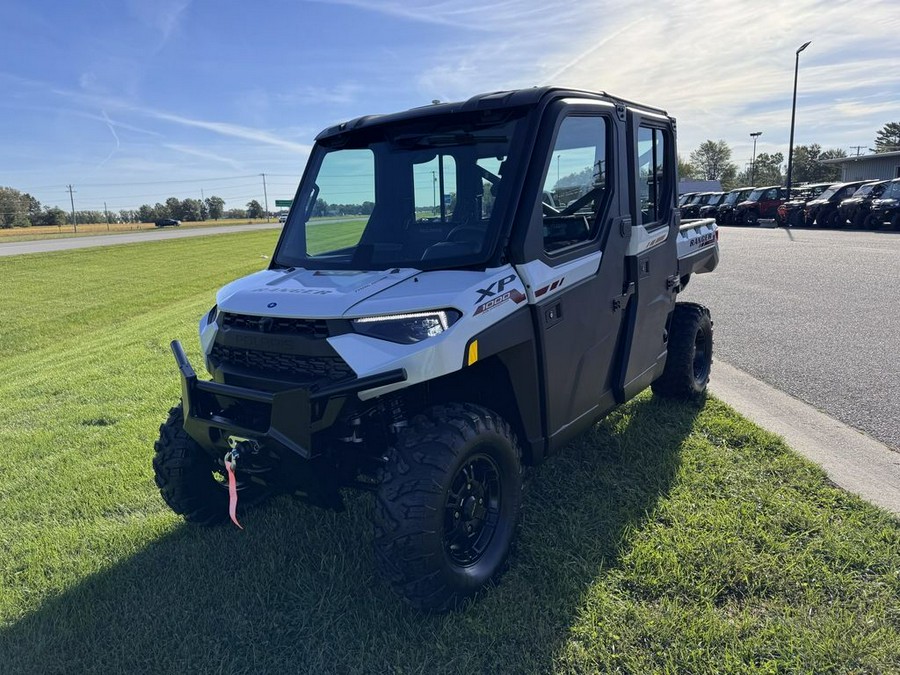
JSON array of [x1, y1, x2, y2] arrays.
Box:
[[172, 340, 405, 459]]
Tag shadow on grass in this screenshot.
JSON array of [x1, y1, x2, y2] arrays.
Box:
[[1, 395, 702, 674]]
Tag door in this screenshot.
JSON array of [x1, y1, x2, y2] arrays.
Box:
[[616, 113, 678, 401], [513, 101, 633, 449]]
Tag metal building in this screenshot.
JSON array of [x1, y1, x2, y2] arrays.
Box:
[[821, 151, 900, 181]]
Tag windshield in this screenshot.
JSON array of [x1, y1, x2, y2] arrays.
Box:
[[687, 194, 703, 205], [706, 193, 723, 206], [746, 189, 764, 201], [274, 110, 526, 270], [853, 184, 873, 197], [818, 185, 840, 200], [883, 181, 900, 199], [722, 190, 741, 205]]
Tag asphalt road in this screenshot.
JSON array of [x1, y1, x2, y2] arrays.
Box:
[[684, 226, 900, 451], [0, 222, 283, 257]]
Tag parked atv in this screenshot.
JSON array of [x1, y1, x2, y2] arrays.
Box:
[[805, 180, 871, 228], [733, 186, 787, 226], [839, 180, 889, 228], [154, 87, 720, 611], [716, 187, 754, 226], [777, 182, 831, 227], [681, 192, 724, 220], [868, 178, 900, 230]]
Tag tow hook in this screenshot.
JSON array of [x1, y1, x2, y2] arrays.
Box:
[[223, 437, 260, 530]]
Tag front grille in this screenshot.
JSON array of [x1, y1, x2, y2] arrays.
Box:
[[221, 312, 330, 339], [209, 344, 353, 382]]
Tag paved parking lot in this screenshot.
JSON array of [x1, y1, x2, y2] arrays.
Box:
[[685, 226, 900, 451]]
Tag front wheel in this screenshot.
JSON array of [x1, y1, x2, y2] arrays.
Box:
[[373, 403, 522, 611], [743, 210, 758, 226], [153, 404, 268, 525], [652, 303, 713, 399]]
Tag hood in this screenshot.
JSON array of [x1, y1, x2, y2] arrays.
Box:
[[216, 267, 420, 318]]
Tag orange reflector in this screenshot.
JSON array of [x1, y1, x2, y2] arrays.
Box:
[[467, 340, 478, 366]]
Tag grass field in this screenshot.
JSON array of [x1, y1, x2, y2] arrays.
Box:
[[0, 232, 898, 674]]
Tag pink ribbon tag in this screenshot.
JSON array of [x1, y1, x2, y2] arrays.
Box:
[[224, 455, 243, 530]]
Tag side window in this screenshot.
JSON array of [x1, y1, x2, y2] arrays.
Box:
[[637, 125, 670, 226], [542, 116, 609, 253], [764, 188, 777, 200]]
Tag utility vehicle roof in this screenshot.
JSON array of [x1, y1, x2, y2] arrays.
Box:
[[315, 86, 670, 141]]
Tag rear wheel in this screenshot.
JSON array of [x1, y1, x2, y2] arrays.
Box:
[[373, 403, 522, 611], [864, 214, 882, 230], [652, 303, 713, 400], [153, 404, 268, 525]]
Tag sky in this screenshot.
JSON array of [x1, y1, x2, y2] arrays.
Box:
[[1, 0, 898, 214]]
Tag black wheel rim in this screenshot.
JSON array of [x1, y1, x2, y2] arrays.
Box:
[[693, 326, 710, 384], [444, 453, 502, 567]]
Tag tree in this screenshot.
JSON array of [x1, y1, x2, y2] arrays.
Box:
[[689, 140, 737, 181], [165, 197, 182, 221], [224, 208, 247, 219], [44, 207, 68, 226], [736, 151, 784, 187], [874, 122, 900, 153], [312, 198, 328, 218], [0, 186, 40, 228], [788, 144, 844, 184], [246, 199, 264, 219], [677, 154, 696, 180], [180, 198, 202, 222], [205, 196, 225, 220]]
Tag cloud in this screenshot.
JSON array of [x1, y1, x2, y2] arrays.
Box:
[[126, 0, 191, 42], [144, 109, 312, 154], [162, 144, 244, 171]]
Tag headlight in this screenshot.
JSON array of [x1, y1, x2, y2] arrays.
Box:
[[201, 304, 218, 329], [352, 309, 461, 344]]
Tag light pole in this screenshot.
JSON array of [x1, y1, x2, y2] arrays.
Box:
[[749, 131, 762, 184], [786, 41, 811, 198]]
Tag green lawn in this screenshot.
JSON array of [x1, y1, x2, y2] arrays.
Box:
[[0, 232, 898, 674]]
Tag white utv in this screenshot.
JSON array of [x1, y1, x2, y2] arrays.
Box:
[[154, 87, 719, 611]]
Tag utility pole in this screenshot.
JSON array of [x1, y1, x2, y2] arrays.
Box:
[[850, 145, 866, 157], [67, 184, 77, 233], [200, 188, 206, 221], [104, 201, 110, 231], [260, 173, 269, 222]]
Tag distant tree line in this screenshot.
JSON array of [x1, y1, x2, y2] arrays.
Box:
[[311, 199, 375, 217], [676, 121, 900, 190], [679, 142, 849, 190], [0, 189, 268, 229]]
